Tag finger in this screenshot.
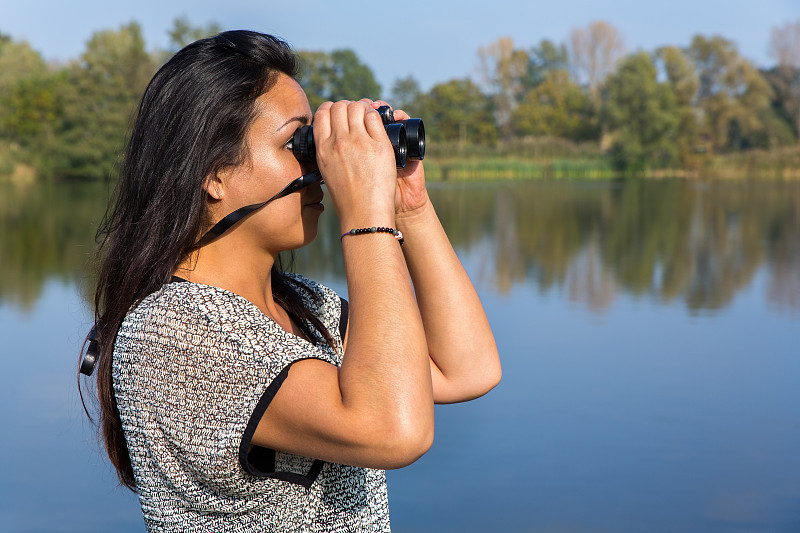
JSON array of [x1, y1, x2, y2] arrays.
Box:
[[313, 101, 334, 139], [329, 100, 352, 135], [347, 101, 370, 132], [363, 106, 387, 140], [392, 108, 410, 121]]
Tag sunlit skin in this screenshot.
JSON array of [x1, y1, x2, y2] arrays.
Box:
[[176, 73, 501, 470]]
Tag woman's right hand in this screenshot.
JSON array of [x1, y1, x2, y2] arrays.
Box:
[[312, 100, 398, 231]]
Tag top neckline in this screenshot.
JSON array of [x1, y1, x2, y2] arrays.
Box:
[[162, 275, 325, 348]]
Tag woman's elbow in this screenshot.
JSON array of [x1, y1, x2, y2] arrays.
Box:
[[373, 411, 435, 469], [468, 343, 502, 398], [465, 345, 502, 398], [440, 353, 502, 403], [485, 359, 502, 393], [464, 365, 501, 401]]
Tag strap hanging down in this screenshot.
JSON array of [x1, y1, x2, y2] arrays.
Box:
[[194, 170, 322, 249]]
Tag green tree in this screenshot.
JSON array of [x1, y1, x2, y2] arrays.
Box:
[[166, 16, 222, 51], [0, 37, 67, 177], [0, 38, 48, 94], [389, 75, 422, 116], [297, 49, 381, 110], [296, 50, 330, 110], [602, 51, 680, 173], [419, 78, 496, 146], [767, 20, 800, 145], [525, 39, 569, 88], [686, 35, 773, 152], [49, 21, 157, 180], [512, 70, 599, 141], [761, 66, 800, 146], [0, 38, 51, 139], [1, 72, 63, 147], [654, 46, 702, 166]]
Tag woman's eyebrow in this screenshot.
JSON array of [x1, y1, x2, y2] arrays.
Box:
[[277, 115, 310, 131]]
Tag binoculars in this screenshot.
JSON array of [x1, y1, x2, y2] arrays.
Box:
[[290, 106, 425, 168]]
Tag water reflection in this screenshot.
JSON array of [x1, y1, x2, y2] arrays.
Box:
[[2, 178, 799, 532], [0, 181, 109, 311], [288, 179, 800, 315], [2, 179, 799, 315]]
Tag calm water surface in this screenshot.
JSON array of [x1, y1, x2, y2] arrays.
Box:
[[1, 179, 798, 532]]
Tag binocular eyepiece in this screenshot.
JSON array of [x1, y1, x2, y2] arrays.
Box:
[[290, 106, 425, 168]]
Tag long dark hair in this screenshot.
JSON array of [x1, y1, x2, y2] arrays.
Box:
[[81, 30, 333, 490]]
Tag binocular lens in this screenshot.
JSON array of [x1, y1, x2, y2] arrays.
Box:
[[374, 107, 424, 161], [399, 119, 425, 160]]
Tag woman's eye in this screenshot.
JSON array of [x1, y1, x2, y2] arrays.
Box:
[[285, 130, 301, 151]]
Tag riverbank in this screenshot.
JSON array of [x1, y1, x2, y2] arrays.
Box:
[[0, 144, 37, 185], [2, 141, 799, 182], [422, 144, 800, 181], [703, 146, 800, 179]]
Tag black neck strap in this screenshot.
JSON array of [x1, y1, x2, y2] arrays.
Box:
[[81, 171, 322, 377], [193, 170, 322, 249]]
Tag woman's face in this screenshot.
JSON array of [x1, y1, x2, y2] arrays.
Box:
[[213, 73, 323, 254]]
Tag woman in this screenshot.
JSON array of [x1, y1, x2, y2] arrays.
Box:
[[82, 30, 500, 532]]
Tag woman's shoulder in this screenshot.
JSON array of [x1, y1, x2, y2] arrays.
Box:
[[121, 281, 275, 350], [130, 280, 260, 322], [115, 281, 310, 375], [282, 273, 343, 313], [120, 276, 344, 352]]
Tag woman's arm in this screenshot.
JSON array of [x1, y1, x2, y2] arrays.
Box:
[[252, 100, 434, 470], [397, 196, 502, 404], [386, 102, 500, 404]]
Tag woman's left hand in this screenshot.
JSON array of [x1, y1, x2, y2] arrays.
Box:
[[363, 100, 430, 218]]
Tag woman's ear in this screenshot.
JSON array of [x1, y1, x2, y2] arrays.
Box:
[[203, 170, 226, 200]]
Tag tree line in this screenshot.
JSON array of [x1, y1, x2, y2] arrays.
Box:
[[1, 18, 799, 181]]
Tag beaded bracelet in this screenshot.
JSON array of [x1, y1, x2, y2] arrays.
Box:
[[340, 226, 404, 246]]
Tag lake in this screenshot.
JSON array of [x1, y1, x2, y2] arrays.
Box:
[[1, 178, 798, 532]]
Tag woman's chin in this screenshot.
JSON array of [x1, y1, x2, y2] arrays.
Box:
[[300, 221, 321, 247]]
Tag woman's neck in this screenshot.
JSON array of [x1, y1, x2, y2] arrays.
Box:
[[175, 241, 279, 318]]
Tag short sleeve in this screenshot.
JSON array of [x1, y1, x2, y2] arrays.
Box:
[[113, 281, 340, 510]]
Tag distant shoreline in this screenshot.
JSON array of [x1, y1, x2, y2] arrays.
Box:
[[2, 145, 799, 183]]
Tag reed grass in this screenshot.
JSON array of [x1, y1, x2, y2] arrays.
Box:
[[3, 136, 798, 182], [424, 157, 615, 181], [424, 138, 614, 181], [422, 140, 800, 181], [703, 147, 800, 179]]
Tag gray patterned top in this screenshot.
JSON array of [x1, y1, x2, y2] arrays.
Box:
[[112, 274, 390, 532]]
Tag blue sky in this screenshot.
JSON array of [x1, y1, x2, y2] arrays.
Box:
[[3, 0, 799, 92]]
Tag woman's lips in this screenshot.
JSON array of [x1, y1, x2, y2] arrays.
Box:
[[304, 196, 325, 210]]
